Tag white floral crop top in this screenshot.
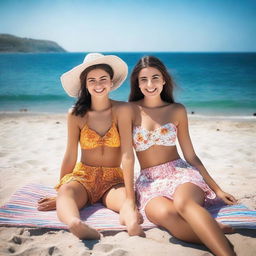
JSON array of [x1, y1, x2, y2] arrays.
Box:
[[133, 123, 177, 152]]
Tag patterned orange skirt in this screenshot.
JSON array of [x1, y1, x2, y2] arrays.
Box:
[[55, 162, 124, 204]]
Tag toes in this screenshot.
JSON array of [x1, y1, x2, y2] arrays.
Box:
[[127, 223, 145, 237], [68, 219, 100, 240]]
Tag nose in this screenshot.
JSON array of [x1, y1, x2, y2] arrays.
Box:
[[146, 79, 153, 88], [94, 80, 104, 87]]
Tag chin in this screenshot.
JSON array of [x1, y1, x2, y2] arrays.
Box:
[[144, 92, 160, 97]]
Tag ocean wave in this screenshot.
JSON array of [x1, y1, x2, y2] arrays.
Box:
[[0, 94, 71, 101]]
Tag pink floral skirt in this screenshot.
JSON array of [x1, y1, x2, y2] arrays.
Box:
[[135, 158, 216, 210]]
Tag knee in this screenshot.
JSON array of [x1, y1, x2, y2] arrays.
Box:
[[58, 184, 75, 197], [173, 195, 190, 214], [147, 205, 179, 225]]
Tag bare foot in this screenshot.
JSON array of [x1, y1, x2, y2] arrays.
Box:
[[120, 212, 145, 236], [68, 218, 101, 240], [119, 200, 145, 237], [218, 222, 235, 234], [126, 221, 145, 237]]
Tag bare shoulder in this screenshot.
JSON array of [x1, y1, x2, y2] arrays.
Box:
[[171, 103, 187, 114], [115, 101, 134, 116], [128, 101, 142, 112], [67, 107, 76, 119], [170, 103, 188, 123], [67, 108, 81, 125], [110, 99, 125, 107]]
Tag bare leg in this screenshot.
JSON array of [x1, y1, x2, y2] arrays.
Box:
[[56, 181, 100, 240], [145, 196, 234, 244], [145, 196, 202, 243], [173, 183, 236, 256], [102, 184, 144, 236], [102, 184, 126, 212]]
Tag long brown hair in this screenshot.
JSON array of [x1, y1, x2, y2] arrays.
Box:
[[72, 64, 114, 117], [129, 56, 175, 103]]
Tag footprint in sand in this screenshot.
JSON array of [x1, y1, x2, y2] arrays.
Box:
[[8, 246, 16, 253], [48, 246, 62, 256], [93, 244, 130, 256], [7, 235, 34, 256], [10, 235, 33, 244], [106, 249, 131, 256], [94, 243, 115, 253], [10, 246, 62, 256]]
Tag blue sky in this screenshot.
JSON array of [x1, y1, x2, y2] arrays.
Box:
[[0, 0, 255, 52]]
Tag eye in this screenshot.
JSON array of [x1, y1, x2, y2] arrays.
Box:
[[87, 79, 96, 85]]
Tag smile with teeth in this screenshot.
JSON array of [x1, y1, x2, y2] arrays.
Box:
[[146, 88, 157, 93], [94, 88, 105, 93]]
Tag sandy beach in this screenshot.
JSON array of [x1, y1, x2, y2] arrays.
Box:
[[0, 112, 255, 256]]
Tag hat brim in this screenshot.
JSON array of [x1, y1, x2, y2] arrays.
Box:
[[61, 55, 128, 97]]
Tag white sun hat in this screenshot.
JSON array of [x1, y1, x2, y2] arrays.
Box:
[[60, 53, 128, 97]]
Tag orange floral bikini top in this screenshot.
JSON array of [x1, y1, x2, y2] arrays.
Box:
[[80, 111, 120, 150]]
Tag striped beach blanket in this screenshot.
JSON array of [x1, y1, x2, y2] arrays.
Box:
[[0, 184, 255, 230]]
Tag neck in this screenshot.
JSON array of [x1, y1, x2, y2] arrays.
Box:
[[91, 96, 111, 111], [142, 96, 165, 108]]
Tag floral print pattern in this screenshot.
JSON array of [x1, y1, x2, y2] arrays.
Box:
[[133, 123, 177, 152], [55, 162, 124, 204], [135, 159, 216, 210], [80, 122, 120, 149]]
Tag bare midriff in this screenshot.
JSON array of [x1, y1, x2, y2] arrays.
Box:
[[136, 145, 180, 169], [80, 147, 121, 167]]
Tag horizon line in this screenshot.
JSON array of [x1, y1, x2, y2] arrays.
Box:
[[1, 51, 256, 54]]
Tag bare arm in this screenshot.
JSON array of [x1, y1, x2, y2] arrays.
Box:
[[38, 109, 80, 210], [116, 103, 144, 236], [176, 104, 236, 204], [59, 109, 80, 180], [117, 103, 136, 204]]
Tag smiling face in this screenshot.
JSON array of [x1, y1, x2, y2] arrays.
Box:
[[86, 68, 113, 97], [138, 67, 165, 97]]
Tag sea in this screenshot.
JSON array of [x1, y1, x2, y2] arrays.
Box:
[[0, 52, 255, 117]]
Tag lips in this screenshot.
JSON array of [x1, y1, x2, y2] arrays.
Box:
[[146, 88, 157, 93], [94, 88, 105, 93]]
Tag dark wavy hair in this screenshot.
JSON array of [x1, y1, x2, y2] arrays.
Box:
[[72, 64, 114, 117], [129, 56, 175, 103]]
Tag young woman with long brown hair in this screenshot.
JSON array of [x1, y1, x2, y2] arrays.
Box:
[[128, 56, 237, 256], [38, 53, 143, 239]]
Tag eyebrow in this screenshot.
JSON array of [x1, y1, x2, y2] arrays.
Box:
[[139, 74, 160, 79], [87, 75, 108, 80]]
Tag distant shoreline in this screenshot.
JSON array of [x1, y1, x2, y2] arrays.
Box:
[[0, 34, 66, 53]]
